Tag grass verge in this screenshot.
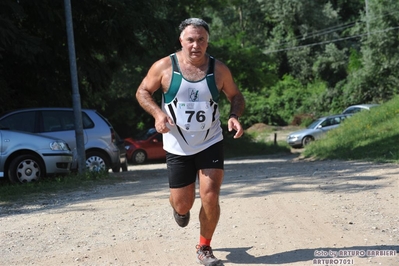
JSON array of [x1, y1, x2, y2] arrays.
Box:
[[0, 171, 120, 202], [302, 95, 399, 163]]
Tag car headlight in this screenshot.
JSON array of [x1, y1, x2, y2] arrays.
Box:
[[50, 141, 70, 151]]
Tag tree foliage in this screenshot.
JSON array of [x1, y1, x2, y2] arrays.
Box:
[[344, 0, 399, 104], [1, 0, 398, 136], [0, 0, 180, 111]]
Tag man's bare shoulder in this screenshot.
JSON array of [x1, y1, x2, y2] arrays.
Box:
[[213, 57, 229, 70], [145, 55, 174, 92], [213, 57, 233, 77], [151, 55, 173, 74]]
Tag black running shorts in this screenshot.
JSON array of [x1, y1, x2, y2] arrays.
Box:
[[166, 141, 224, 188]]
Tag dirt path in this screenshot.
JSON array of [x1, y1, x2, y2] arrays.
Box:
[[1, 154, 398, 266]]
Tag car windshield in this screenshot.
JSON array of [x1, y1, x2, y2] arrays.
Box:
[[307, 119, 323, 129], [135, 128, 157, 140]]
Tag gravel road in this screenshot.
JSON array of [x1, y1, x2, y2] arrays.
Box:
[[1, 154, 398, 266]]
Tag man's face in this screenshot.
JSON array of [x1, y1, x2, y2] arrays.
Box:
[[179, 25, 209, 60]]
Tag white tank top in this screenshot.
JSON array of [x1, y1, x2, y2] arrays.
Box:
[[162, 53, 223, 155]]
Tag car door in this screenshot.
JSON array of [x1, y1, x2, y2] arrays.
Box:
[[39, 110, 88, 151], [149, 133, 165, 159], [0, 130, 3, 177], [312, 117, 338, 140], [322, 117, 340, 131]]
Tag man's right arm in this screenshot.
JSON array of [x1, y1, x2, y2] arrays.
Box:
[[136, 57, 174, 132], [136, 60, 164, 118]]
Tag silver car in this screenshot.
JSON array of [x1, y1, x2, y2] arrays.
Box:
[[0, 108, 127, 173], [286, 114, 348, 148], [342, 104, 379, 115], [0, 128, 72, 183]]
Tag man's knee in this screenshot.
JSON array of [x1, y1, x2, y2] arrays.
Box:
[[200, 190, 220, 206], [171, 199, 193, 214], [170, 185, 195, 214]]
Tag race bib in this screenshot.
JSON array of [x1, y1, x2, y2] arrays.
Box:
[[174, 101, 214, 132]]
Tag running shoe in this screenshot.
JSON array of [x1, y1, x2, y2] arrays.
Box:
[[173, 209, 190, 227], [196, 245, 223, 266]]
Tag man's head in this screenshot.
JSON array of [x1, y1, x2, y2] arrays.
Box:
[[179, 18, 210, 37], [178, 18, 210, 60]]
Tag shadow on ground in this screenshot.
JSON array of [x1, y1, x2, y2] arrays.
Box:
[[216, 245, 398, 264]]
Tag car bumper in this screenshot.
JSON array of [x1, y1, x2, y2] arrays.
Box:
[[42, 153, 73, 175], [108, 147, 122, 168], [286, 136, 302, 147]]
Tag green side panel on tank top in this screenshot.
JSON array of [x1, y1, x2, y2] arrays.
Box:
[[164, 72, 182, 104], [206, 75, 219, 103]]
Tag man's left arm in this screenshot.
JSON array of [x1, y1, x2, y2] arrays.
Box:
[[217, 61, 245, 138]]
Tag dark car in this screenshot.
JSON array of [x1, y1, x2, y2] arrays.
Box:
[[125, 128, 165, 164], [0, 127, 73, 183], [0, 108, 127, 173]]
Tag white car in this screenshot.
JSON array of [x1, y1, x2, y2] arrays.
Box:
[[342, 104, 379, 115], [0, 127, 73, 183], [286, 114, 348, 148]]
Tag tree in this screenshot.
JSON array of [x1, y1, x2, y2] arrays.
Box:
[[0, 0, 180, 114], [344, 0, 399, 103]]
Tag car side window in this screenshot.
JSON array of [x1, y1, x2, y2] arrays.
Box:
[[42, 111, 94, 132], [42, 111, 73, 132], [82, 112, 95, 129], [349, 108, 361, 114], [320, 119, 331, 127], [155, 133, 163, 143], [0, 112, 35, 132]]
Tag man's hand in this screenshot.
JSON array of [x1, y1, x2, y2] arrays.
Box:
[[228, 117, 243, 139], [155, 113, 175, 133]]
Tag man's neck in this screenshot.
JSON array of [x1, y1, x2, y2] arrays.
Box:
[[177, 52, 209, 81], [178, 52, 208, 68]]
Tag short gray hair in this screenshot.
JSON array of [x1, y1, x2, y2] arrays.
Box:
[[179, 18, 210, 35]]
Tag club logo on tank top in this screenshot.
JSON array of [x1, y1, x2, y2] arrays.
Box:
[[189, 89, 199, 102]]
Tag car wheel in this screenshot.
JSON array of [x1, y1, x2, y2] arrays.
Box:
[[8, 154, 44, 183], [302, 136, 314, 147], [132, 150, 147, 164], [85, 151, 110, 172]]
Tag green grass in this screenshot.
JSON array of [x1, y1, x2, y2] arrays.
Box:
[[302, 95, 399, 163]]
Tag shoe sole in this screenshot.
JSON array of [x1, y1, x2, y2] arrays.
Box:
[[197, 259, 224, 266], [173, 209, 190, 227]]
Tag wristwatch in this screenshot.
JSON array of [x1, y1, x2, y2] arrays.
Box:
[[229, 113, 239, 120]]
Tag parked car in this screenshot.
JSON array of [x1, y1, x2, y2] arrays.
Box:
[[125, 128, 165, 164], [0, 126, 73, 183], [286, 114, 348, 148], [342, 104, 379, 115], [0, 108, 127, 173]]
